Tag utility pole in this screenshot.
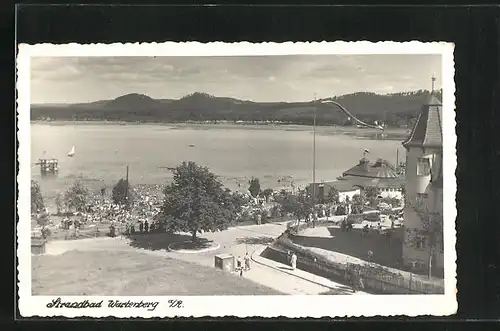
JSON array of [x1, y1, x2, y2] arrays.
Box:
[[125, 164, 129, 203], [396, 149, 399, 168], [312, 93, 317, 218]]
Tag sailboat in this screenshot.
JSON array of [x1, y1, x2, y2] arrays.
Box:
[[68, 146, 75, 157]]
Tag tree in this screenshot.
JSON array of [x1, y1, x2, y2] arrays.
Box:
[[364, 186, 379, 206], [325, 186, 340, 205], [364, 186, 379, 200], [64, 180, 90, 213], [262, 188, 274, 203], [31, 180, 45, 213], [275, 188, 312, 225], [159, 161, 241, 242], [112, 178, 134, 209], [351, 194, 365, 214], [407, 197, 443, 279], [248, 177, 261, 198]]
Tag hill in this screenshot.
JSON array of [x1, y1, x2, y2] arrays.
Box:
[[31, 89, 442, 127]]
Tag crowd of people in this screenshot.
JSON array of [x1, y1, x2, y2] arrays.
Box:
[[52, 184, 165, 238]]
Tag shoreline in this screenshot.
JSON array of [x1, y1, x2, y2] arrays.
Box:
[[30, 120, 410, 135]]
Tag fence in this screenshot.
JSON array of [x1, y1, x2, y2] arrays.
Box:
[[273, 232, 443, 295]]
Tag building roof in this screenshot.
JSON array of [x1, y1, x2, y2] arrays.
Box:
[[402, 94, 443, 149], [315, 180, 362, 192], [314, 176, 404, 192], [342, 157, 400, 179]]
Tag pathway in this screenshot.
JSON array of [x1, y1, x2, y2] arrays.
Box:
[[41, 222, 362, 295]]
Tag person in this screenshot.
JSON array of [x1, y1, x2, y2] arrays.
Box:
[[357, 271, 365, 291], [290, 253, 297, 270], [139, 220, 144, 233], [237, 256, 243, 276], [350, 270, 359, 293], [109, 223, 115, 237], [125, 223, 130, 235], [244, 253, 251, 271], [144, 220, 149, 233], [367, 250, 374, 262]]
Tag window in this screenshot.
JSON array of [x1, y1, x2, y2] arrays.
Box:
[[417, 158, 431, 176]]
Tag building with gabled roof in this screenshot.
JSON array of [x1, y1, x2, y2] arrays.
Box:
[[342, 157, 400, 179], [308, 156, 405, 204], [402, 76, 444, 276]]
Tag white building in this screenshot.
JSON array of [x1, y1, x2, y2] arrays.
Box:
[[402, 91, 444, 274], [308, 180, 361, 203]]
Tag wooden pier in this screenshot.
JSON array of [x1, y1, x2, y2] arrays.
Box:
[[36, 158, 59, 175]]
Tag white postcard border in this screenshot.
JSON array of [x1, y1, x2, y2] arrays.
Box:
[[17, 41, 457, 318]]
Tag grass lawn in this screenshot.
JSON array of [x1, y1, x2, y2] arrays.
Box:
[[291, 227, 404, 269], [32, 250, 281, 296]]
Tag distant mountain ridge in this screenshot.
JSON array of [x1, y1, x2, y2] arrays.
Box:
[[31, 90, 443, 127]]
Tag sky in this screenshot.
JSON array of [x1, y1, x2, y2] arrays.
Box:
[[30, 54, 442, 104]]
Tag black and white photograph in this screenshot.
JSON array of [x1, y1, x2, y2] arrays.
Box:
[[17, 42, 457, 318]]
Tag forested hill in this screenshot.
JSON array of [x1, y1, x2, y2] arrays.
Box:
[[31, 90, 443, 127]]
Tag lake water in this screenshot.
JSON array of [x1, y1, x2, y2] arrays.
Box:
[[31, 123, 407, 200]]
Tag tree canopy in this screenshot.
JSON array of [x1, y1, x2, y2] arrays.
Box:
[[112, 178, 134, 209], [248, 177, 261, 198], [275, 188, 313, 223], [159, 161, 243, 242], [325, 186, 340, 205], [261, 188, 274, 202], [64, 180, 90, 213], [351, 194, 365, 214], [31, 89, 442, 128]]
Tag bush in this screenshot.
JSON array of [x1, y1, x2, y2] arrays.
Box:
[[270, 205, 281, 218], [335, 205, 347, 215], [41, 227, 52, 239], [380, 197, 401, 208]]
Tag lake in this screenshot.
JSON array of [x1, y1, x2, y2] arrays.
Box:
[[30, 122, 407, 200]]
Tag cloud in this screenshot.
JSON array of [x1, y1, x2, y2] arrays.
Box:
[[30, 54, 442, 104]]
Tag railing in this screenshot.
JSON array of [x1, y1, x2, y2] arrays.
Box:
[[273, 232, 444, 295]]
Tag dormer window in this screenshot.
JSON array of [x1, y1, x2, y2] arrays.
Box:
[[417, 158, 431, 176]]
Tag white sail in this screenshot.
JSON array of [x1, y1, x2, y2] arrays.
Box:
[[68, 146, 75, 157]]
